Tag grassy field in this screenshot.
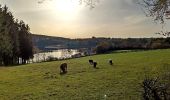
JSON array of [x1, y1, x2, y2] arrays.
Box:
[[0, 49, 170, 100]]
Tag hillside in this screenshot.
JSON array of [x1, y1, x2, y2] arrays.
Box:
[[32, 34, 99, 50], [0, 49, 170, 99], [32, 34, 170, 51]]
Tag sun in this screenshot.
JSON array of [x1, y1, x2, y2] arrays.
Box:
[[49, 0, 80, 22], [52, 0, 80, 20], [55, 0, 76, 13]]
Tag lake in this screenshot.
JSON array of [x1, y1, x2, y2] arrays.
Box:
[[31, 49, 80, 63]]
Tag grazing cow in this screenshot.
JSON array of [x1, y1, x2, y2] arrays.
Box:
[[109, 59, 113, 65], [93, 62, 97, 68], [89, 60, 93, 65], [60, 63, 67, 74]]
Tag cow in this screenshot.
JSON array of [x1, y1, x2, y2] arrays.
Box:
[[109, 59, 113, 65], [89, 60, 93, 65], [60, 63, 67, 74], [93, 62, 97, 68]]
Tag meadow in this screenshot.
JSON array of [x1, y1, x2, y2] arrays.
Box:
[[0, 49, 170, 100]]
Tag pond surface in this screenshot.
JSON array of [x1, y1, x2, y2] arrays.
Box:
[[31, 49, 80, 63]]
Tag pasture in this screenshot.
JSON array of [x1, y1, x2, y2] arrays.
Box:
[[0, 49, 170, 100]]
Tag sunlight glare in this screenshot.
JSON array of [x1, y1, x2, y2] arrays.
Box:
[[55, 0, 75, 13], [52, 0, 80, 21]]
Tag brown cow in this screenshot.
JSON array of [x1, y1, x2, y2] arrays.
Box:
[[60, 63, 67, 74]]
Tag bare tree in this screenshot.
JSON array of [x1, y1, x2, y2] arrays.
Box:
[[38, 0, 99, 9], [138, 0, 170, 37], [140, 0, 170, 23], [79, 0, 99, 9]]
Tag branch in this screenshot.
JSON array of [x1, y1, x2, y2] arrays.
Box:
[[140, 0, 170, 23], [38, 0, 99, 9]]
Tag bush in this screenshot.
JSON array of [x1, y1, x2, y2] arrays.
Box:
[[46, 56, 58, 62], [94, 42, 113, 54], [141, 77, 170, 100]]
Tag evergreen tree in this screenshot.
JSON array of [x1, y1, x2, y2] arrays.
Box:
[[0, 5, 13, 65], [0, 5, 33, 66], [18, 21, 33, 64]]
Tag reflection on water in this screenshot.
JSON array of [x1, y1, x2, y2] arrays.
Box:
[[32, 49, 80, 63]]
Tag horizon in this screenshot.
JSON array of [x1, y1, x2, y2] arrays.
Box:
[[32, 33, 168, 39], [1, 0, 170, 38]]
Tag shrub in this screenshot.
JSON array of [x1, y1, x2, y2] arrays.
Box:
[[94, 42, 113, 54], [46, 56, 58, 62], [141, 77, 170, 100]]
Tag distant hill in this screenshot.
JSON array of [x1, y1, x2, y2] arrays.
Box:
[[32, 34, 105, 51], [32, 34, 71, 50], [32, 34, 170, 51]]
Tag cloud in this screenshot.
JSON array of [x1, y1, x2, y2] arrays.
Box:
[[1, 0, 170, 38], [124, 15, 148, 25]]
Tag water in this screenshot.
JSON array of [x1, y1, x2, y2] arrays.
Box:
[[31, 49, 80, 63]]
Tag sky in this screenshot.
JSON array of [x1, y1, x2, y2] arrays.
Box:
[[0, 0, 170, 38]]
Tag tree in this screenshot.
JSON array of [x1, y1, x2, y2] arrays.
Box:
[[79, 0, 99, 9], [38, 0, 99, 9], [0, 5, 33, 66], [94, 41, 113, 54], [82, 0, 170, 22], [139, 0, 170, 37], [140, 0, 170, 23], [0, 5, 14, 65], [80, 0, 170, 23], [18, 21, 33, 64]]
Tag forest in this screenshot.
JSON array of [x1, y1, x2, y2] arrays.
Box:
[[0, 5, 33, 66]]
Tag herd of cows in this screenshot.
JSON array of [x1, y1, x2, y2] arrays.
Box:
[[60, 59, 113, 74]]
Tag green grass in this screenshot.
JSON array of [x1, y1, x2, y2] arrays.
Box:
[[0, 49, 170, 100]]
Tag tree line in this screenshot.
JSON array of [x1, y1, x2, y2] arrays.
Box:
[[94, 38, 170, 54], [0, 5, 33, 66], [32, 34, 170, 54]]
